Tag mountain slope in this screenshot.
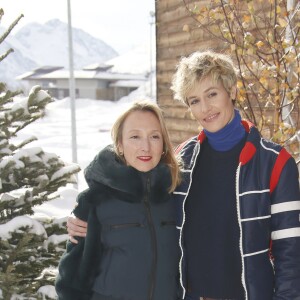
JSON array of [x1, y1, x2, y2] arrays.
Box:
[[0, 19, 118, 88], [15, 19, 118, 68]]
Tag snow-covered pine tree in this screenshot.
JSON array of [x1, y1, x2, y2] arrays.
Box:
[[0, 9, 80, 300]]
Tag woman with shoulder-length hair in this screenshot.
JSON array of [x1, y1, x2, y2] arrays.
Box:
[[55, 100, 182, 300]]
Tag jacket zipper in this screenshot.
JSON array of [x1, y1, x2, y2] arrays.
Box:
[[144, 176, 157, 300], [178, 143, 201, 299]]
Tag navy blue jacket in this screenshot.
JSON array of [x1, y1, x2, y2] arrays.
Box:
[[55, 145, 182, 300], [173, 120, 300, 300]]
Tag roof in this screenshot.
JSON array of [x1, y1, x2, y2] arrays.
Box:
[[16, 66, 65, 80], [17, 69, 147, 81], [82, 63, 113, 71], [33, 66, 64, 72], [109, 80, 146, 88]]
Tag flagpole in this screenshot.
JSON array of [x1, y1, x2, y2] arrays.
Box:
[[67, 0, 78, 186]]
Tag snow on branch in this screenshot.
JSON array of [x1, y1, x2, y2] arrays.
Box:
[[51, 164, 81, 182], [0, 215, 46, 240]]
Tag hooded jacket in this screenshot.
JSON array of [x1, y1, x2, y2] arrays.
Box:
[[174, 121, 300, 300], [55, 145, 182, 300]]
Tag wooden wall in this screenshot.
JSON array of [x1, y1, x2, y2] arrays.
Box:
[[155, 0, 300, 158], [155, 0, 222, 145]]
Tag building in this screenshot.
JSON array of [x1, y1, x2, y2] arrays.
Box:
[[17, 63, 147, 101]]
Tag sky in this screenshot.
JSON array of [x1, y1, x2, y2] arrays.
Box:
[[0, 0, 155, 54]]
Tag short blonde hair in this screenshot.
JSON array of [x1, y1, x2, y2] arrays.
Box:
[[171, 50, 238, 105], [111, 100, 181, 192]]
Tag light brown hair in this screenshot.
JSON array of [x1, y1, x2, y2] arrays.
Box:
[[111, 100, 181, 192]]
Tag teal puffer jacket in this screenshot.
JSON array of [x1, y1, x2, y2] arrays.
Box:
[[55, 145, 182, 300]]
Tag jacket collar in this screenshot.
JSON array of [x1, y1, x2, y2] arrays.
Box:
[[84, 145, 171, 203], [197, 119, 255, 143], [197, 120, 260, 166]]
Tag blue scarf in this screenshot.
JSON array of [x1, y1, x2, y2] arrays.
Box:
[[203, 109, 246, 151]]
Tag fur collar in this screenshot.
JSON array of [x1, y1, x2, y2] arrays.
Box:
[[84, 145, 171, 203]]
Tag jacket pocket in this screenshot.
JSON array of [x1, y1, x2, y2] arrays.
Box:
[[110, 222, 144, 230], [161, 220, 176, 226]]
